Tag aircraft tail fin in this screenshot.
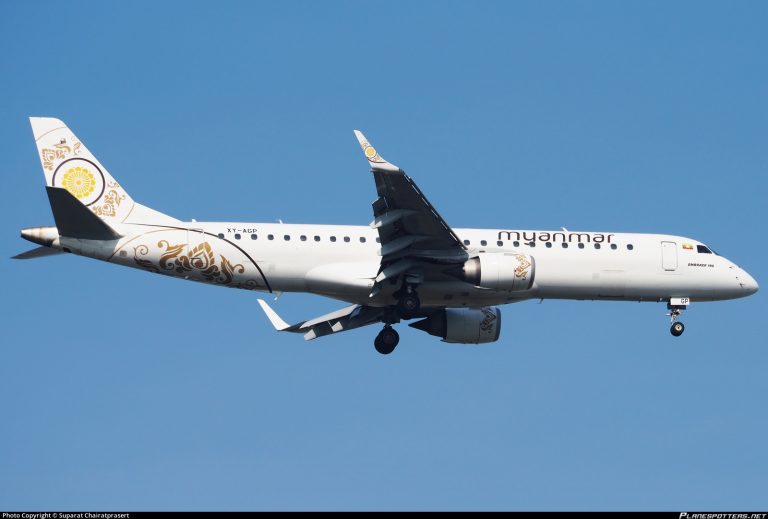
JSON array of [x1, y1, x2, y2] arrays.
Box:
[[29, 117, 178, 225]]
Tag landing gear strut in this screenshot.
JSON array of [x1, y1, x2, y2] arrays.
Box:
[[374, 325, 399, 355], [396, 285, 421, 318], [667, 298, 689, 337]]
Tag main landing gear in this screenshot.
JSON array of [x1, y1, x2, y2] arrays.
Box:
[[375, 280, 420, 355], [396, 284, 421, 318], [667, 297, 689, 337], [374, 325, 400, 355]]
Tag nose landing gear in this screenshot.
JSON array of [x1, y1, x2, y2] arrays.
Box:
[[667, 297, 689, 337]]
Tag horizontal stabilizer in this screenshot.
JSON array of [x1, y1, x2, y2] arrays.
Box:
[[12, 246, 64, 260], [46, 187, 122, 240]]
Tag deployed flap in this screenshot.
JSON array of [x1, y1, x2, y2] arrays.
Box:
[[46, 187, 122, 240], [257, 299, 384, 341]]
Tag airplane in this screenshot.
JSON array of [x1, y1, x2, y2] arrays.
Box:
[[16, 118, 758, 354]]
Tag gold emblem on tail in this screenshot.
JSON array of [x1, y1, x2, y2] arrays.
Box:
[[62, 166, 96, 199]]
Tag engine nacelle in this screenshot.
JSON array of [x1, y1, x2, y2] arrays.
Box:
[[460, 252, 535, 291], [409, 307, 502, 344]]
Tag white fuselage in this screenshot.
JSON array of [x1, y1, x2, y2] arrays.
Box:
[[35, 222, 758, 308]]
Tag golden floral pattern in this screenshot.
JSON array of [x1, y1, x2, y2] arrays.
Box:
[[41, 138, 81, 171], [359, 140, 385, 163], [133, 240, 246, 286], [62, 166, 96, 199], [91, 182, 125, 217]]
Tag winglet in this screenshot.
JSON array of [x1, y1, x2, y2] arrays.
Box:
[[353, 130, 400, 172], [257, 299, 291, 331]]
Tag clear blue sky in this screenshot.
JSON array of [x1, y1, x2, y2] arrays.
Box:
[[1, 0, 766, 511]]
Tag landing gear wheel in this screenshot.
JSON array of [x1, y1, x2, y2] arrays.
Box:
[[670, 321, 685, 337], [374, 326, 399, 355], [397, 293, 421, 317], [666, 301, 688, 337]]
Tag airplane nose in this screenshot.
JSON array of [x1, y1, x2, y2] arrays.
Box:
[[740, 270, 759, 295]]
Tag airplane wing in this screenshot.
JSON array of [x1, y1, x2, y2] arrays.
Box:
[[354, 130, 465, 258], [353, 131, 468, 293], [257, 299, 385, 340]]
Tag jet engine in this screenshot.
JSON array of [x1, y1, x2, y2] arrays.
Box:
[[458, 252, 535, 291], [409, 307, 502, 344]]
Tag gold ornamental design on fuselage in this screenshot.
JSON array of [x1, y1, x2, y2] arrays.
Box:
[[133, 239, 246, 286], [62, 166, 96, 199]]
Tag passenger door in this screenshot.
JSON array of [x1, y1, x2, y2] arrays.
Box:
[[661, 241, 678, 271]]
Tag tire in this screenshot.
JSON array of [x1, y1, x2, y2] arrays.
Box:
[[670, 322, 685, 337], [375, 327, 399, 354]]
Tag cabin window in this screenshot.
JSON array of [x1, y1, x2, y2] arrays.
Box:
[[360, 237, 366, 243], [528, 242, 536, 247], [594, 243, 601, 249], [376, 237, 381, 243], [314, 235, 320, 242], [578, 243, 585, 249], [497, 240, 503, 247], [480, 240, 487, 246], [251, 234, 258, 240], [463, 240, 470, 245], [697, 245, 713, 254], [627, 244, 634, 250], [562, 243, 568, 248], [513, 241, 520, 247], [344, 236, 350, 243], [234, 233, 241, 240], [545, 242, 552, 248], [284, 235, 290, 241], [217, 233, 224, 239], [268, 234, 274, 240], [330, 236, 337, 242], [610, 244, 617, 250], [300, 235, 307, 241]]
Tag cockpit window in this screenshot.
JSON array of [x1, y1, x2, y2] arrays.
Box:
[[697, 245, 713, 254]]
